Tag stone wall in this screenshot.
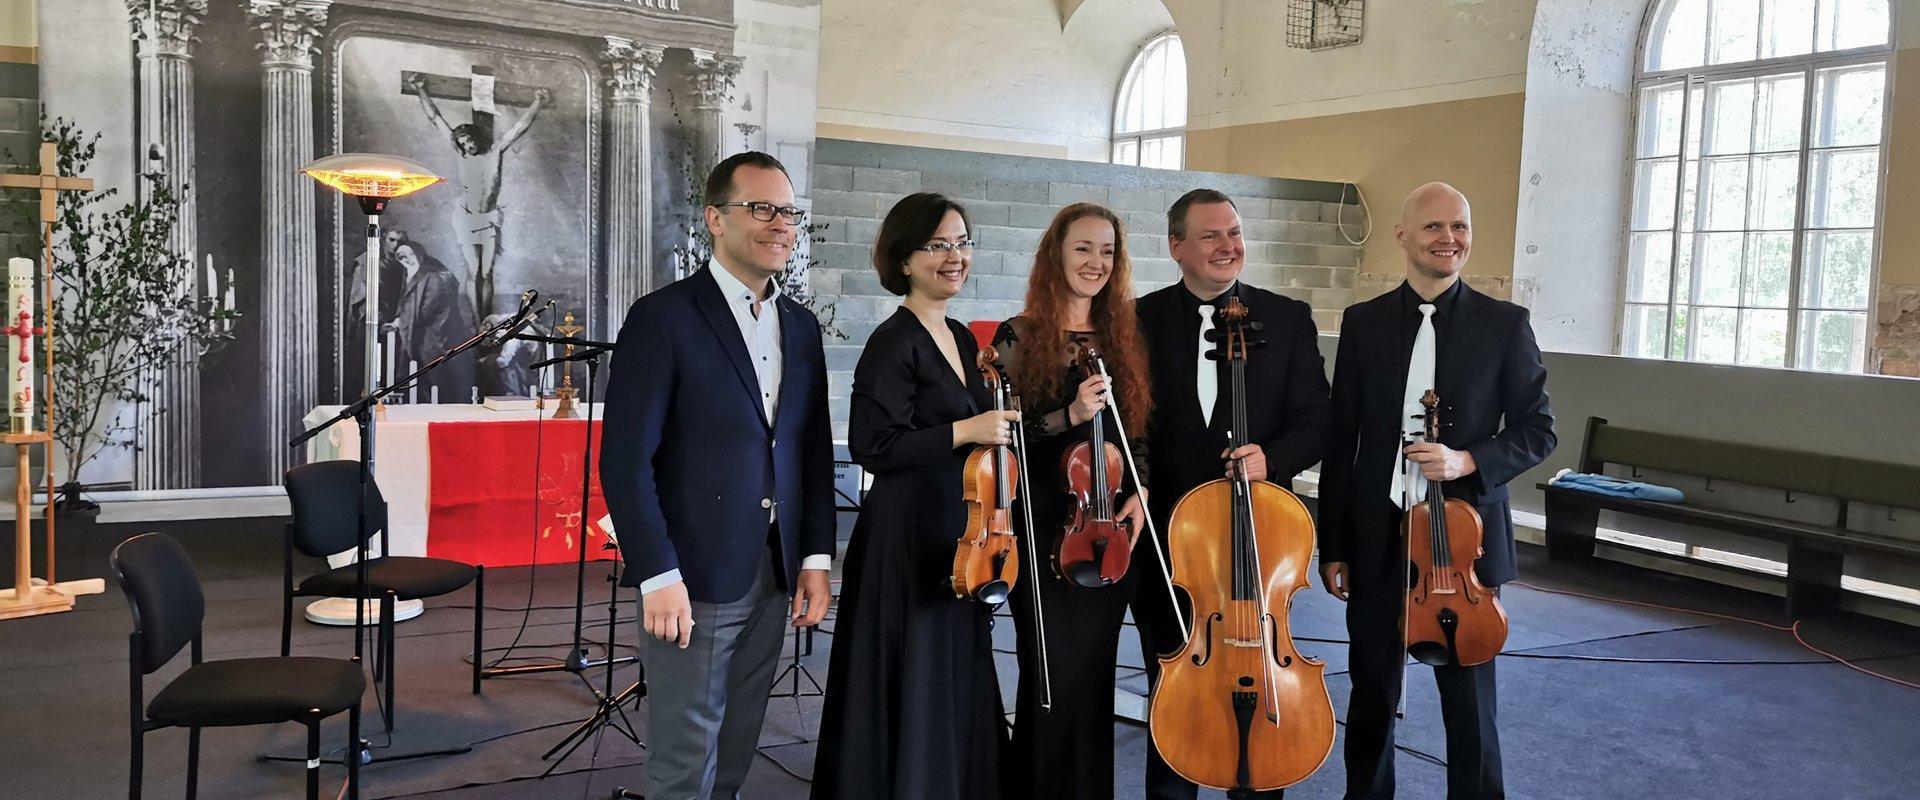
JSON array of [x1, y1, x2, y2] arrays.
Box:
[[0, 58, 36, 262], [805, 138, 1365, 435], [1875, 285, 1920, 378]]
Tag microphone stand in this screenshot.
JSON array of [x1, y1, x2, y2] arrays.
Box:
[[504, 342, 650, 770], [279, 297, 540, 767], [479, 339, 638, 683]]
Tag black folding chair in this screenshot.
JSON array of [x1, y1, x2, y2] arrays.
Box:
[[280, 460, 484, 734], [113, 532, 363, 800]]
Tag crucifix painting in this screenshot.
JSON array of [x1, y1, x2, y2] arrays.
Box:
[[402, 67, 553, 319]]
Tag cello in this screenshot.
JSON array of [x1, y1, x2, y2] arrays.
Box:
[[1402, 390, 1508, 667], [1054, 344, 1131, 588], [1148, 298, 1334, 794]]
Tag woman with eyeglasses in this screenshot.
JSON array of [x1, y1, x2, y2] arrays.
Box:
[[990, 202, 1153, 798], [812, 193, 1018, 800]]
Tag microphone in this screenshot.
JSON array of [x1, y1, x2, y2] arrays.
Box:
[[486, 293, 550, 346]]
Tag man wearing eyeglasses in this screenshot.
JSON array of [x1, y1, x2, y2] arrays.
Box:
[[601, 151, 835, 799]]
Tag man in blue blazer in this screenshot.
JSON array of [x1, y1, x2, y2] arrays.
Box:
[[600, 151, 835, 799]]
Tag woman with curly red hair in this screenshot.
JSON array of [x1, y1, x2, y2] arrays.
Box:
[[991, 202, 1153, 797]]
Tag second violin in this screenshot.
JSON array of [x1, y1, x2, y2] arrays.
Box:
[[1054, 344, 1132, 588]]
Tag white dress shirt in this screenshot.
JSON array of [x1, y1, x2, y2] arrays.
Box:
[[639, 265, 830, 595]]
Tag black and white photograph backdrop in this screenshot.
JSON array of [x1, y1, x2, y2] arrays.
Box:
[[38, 0, 822, 490]]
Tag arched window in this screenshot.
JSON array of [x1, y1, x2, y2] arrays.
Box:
[[1113, 32, 1186, 170], [1623, 0, 1892, 371]]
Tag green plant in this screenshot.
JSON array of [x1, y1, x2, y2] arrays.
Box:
[[31, 116, 237, 507], [665, 94, 842, 340]]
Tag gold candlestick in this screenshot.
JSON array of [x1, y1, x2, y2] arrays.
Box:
[[552, 312, 584, 419]]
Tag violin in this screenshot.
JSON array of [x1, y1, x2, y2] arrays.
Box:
[[951, 345, 1055, 708], [1148, 298, 1334, 793], [952, 346, 1021, 606], [1402, 390, 1508, 667], [1055, 344, 1131, 588]]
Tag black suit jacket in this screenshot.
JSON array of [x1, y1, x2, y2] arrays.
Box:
[[1317, 282, 1555, 587], [599, 268, 837, 601], [1138, 281, 1332, 527]]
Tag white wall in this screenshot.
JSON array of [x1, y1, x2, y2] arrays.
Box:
[[37, 0, 135, 198], [1165, 0, 1536, 130], [1511, 0, 1642, 354], [815, 0, 1171, 160], [37, 0, 137, 486], [732, 0, 824, 191]]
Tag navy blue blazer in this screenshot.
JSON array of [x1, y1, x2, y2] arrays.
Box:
[[600, 267, 837, 603], [1317, 282, 1555, 588]]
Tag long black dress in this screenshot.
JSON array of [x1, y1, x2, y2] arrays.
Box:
[[812, 307, 1006, 800], [993, 318, 1146, 799]]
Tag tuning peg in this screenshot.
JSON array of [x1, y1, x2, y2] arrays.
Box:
[[1245, 321, 1266, 332], [1205, 350, 1224, 361], [1203, 328, 1224, 342], [1249, 340, 1270, 350]]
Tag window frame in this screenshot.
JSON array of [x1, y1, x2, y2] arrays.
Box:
[[1621, 0, 1896, 371], [1112, 29, 1186, 170]]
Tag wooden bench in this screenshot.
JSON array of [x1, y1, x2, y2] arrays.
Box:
[[1539, 417, 1920, 615]]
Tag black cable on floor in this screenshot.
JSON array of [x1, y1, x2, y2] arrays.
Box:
[[484, 407, 552, 671]]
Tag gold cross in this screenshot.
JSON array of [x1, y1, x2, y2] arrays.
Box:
[[555, 311, 584, 342], [554, 312, 585, 391], [0, 143, 96, 224]]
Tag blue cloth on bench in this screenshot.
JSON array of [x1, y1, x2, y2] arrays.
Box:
[[1549, 469, 1686, 503]]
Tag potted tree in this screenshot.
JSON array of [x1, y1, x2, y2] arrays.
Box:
[[34, 117, 236, 523]]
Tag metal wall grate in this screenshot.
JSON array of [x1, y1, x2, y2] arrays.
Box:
[[1286, 0, 1365, 51]]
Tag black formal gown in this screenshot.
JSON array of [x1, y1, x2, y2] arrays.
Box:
[[812, 307, 1006, 800], [992, 318, 1147, 799]]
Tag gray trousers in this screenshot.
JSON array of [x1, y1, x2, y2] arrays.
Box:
[[638, 552, 787, 800]]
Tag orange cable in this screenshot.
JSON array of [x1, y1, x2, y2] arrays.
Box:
[[1509, 580, 1918, 690]]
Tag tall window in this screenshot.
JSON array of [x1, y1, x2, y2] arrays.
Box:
[[1624, 0, 1891, 372], [1113, 32, 1186, 170]]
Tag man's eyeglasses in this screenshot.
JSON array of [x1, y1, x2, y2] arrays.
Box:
[[914, 239, 976, 254], [713, 201, 807, 225]]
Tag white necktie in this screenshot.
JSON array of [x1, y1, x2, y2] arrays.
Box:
[[1196, 304, 1217, 426], [1391, 303, 1437, 509]]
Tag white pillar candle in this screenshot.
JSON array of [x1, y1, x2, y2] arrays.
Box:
[[5, 258, 36, 434]]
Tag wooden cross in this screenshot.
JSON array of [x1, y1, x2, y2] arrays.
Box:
[[0, 142, 96, 224], [0, 139, 97, 617]]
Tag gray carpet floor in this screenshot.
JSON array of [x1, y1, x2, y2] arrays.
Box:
[[3, 515, 1917, 799]]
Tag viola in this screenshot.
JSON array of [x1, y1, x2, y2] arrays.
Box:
[[1055, 344, 1131, 588], [1148, 298, 1334, 793], [1402, 390, 1508, 667]]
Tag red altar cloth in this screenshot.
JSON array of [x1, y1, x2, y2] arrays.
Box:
[[426, 419, 615, 567]]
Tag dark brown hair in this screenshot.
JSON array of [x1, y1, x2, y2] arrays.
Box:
[[1167, 188, 1237, 239], [871, 192, 972, 296], [704, 151, 791, 206]]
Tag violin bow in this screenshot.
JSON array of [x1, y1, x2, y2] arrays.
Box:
[[1008, 391, 1054, 711], [1091, 355, 1189, 639]]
